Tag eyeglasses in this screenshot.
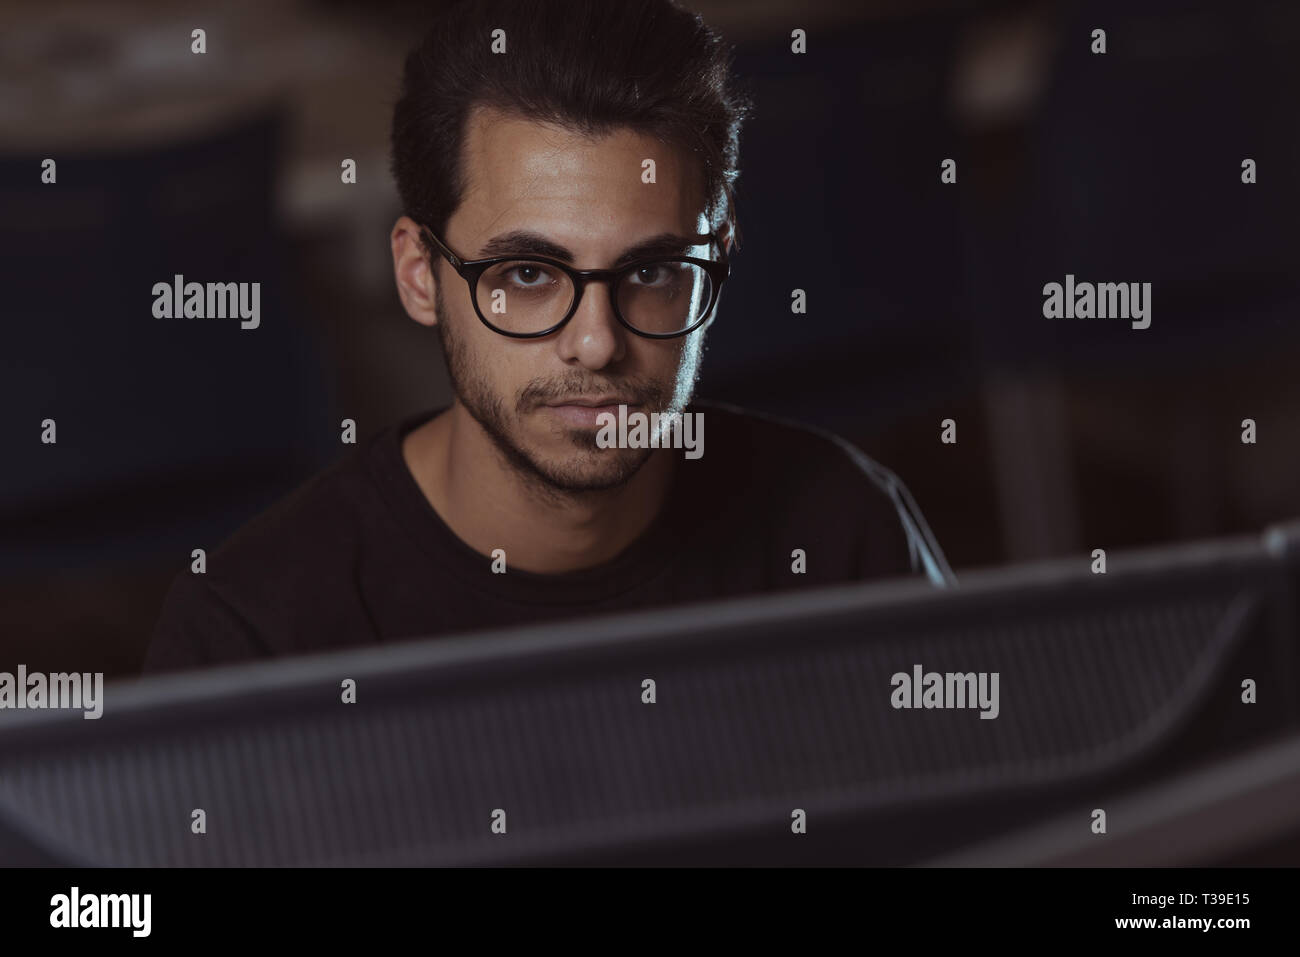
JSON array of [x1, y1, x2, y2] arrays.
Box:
[[419, 225, 730, 339]]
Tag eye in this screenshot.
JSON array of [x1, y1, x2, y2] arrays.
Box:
[[630, 264, 667, 286], [507, 264, 551, 287]]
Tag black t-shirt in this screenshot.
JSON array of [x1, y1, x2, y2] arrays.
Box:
[[143, 400, 952, 673]]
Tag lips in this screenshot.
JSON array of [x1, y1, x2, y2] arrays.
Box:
[[541, 397, 637, 429]]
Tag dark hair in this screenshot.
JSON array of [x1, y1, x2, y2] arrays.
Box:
[[390, 0, 751, 251]]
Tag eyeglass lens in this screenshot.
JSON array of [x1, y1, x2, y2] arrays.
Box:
[[474, 260, 714, 335]]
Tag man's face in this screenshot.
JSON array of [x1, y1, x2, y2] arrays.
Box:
[[433, 105, 718, 493]]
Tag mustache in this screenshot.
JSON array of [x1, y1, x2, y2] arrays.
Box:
[[519, 377, 668, 410]]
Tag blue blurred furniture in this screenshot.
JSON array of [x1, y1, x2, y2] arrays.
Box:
[[0, 106, 337, 575]]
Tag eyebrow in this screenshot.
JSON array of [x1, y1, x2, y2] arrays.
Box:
[[476, 230, 713, 266]]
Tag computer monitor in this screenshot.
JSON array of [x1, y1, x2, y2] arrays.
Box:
[[1, 520, 1297, 866], [923, 730, 1300, 866]]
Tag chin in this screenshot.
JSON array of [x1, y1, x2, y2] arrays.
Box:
[[535, 446, 651, 492]]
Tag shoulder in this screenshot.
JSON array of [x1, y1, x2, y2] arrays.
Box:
[[144, 439, 383, 672], [690, 400, 956, 587], [210, 441, 375, 578], [690, 398, 901, 495]]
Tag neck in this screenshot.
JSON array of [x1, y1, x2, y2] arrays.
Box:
[[402, 401, 676, 574]]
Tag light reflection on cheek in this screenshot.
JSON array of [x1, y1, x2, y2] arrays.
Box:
[[669, 334, 705, 414]]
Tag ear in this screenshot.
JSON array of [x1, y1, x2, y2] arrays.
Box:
[[391, 215, 439, 328], [719, 215, 739, 257], [702, 221, 734, 332]]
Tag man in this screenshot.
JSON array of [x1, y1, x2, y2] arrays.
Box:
[[144, 0, 953, 674]]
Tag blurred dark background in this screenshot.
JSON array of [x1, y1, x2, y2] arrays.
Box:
[[3, 0, 1298, 679]]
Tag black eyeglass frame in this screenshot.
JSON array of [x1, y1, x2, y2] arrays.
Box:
[[419, 225, 730, 340]]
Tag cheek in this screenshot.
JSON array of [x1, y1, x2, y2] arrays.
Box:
[[635, 338, 689, 376], [666, 337, 701, 379], [452, 304, 496, 368], [477, 338, 538, 402]]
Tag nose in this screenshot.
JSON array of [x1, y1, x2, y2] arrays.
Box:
[[553, 278, 626, 369]]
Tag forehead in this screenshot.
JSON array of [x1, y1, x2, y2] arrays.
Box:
[[451, 103, 709, 250]]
